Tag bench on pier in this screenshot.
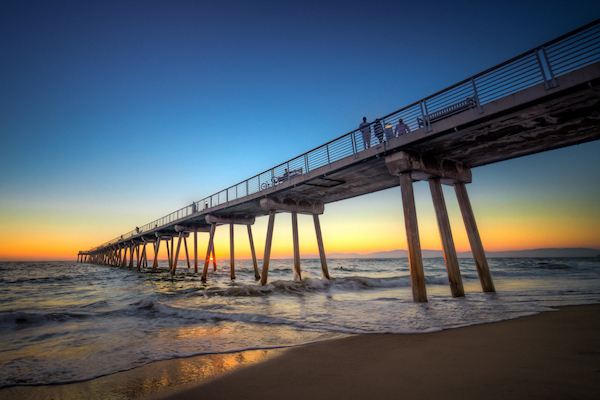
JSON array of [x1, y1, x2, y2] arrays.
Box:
[[417, 96, 478, 128], [261, 167, 303, 189]]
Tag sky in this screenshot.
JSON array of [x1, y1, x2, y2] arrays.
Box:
[[1, 0, 599, 261]]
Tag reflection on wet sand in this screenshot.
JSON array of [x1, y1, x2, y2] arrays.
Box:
[[0, 348, 285, 400]]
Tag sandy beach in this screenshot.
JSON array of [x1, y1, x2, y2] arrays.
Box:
[[2, 304, 598, 400], [155, 304, 600, 400]]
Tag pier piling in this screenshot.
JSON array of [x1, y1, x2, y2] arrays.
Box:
[[429, 178, 465, 297], [454, 182, 495, 293]]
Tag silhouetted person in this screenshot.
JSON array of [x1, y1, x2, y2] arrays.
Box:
[[394, 119, 410, 136], [359, 117, 371, 149], [374, 118, 384, 143]]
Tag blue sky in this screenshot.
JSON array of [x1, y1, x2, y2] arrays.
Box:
[[1, 0, 599, 260]]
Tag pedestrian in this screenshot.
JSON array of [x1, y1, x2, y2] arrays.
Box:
[[359, 117, 371, 149], [394, 119, 410, 136], [374, 119, 384, 143]]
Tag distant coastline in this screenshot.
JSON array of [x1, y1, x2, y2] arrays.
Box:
[[297, 247, 600, 259], [2, 248, 599, 262]]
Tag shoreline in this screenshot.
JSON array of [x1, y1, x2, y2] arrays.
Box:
[[157, 303, 600, 400], [2, 304, 598, 400]]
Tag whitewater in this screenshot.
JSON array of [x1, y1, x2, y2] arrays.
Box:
[[1, 257, 599, 389]]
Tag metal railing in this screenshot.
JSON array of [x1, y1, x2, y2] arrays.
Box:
[[89, 19, 600, 252]]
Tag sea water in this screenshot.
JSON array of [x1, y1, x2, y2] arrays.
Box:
[[1, 257, 599, 388]]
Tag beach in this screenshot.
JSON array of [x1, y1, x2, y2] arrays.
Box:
[[4, 304, 598, 400], [1, 259, 599, 399], [156, 304, 600, 400]]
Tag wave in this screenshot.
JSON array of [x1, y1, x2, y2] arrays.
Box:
[[0, 311, 92, 331], [180, 274, 459, 298], [123, 297, 386, 335]]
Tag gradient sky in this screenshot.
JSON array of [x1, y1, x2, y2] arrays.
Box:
[[1, 0, 599, 261]]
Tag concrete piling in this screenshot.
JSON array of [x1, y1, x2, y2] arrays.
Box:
[[399, 172, 427, 303], [429, 178, 464, 297], [454, 182, 495, 293]]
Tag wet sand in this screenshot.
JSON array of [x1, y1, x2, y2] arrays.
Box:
[[2, 304, 598, 400], [156, 304, 600, 400]]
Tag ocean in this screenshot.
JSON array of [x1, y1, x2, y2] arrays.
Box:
[[1, 257, 599, 390]]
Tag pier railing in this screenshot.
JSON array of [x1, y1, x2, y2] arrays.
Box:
[[90, 19, 600, 252]]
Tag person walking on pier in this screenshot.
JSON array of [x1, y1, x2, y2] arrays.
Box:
[[374, 118, 384, 143], [394, 119, 410, 136], [359, 117, 371, 149]]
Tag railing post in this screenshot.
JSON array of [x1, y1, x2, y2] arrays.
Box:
[[471, 78, 484, 114], [351, 131, 358, 159], [246, 179, 249, 197], [423, 100, 432, 132], [541, 46, 558, 88], [326, 143, 331, 168], [536, 46, 558, 89], [304, 154, 310, 177], [271, 168, 275, 187], [287, 161, 290, 183], [420, 101, 432, 132]]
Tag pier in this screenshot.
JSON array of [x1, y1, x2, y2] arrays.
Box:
[[79, 20, 600, 302]]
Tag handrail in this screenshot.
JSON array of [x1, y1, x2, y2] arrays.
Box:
[[87, 19, 600, 253]]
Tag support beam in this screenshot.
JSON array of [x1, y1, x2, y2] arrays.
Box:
[[202, 223, 217, 282], [454, 182, 495, 293], [205, 215, 256, 225], [291, 211, 301, 281], [153, 240, 161, 270], [166, 240, 172, 270], [138, 243, 146, 271], [212, 245, 217, 271], [171, 232, 183, 275], [385, 151, 472, 185], [399, 172, 427, 303], [429, 178, 464, 297], [183, 236, 190, 268], [313, 213, 330, 280], [138, 242, 148, 271], [121, 246, 127, 267], [247, 225, 260, 280], [260, 197, 324, 215], [230, 223, 235, 280], [194, 231, 198, 273], [129, 245, 134, 268], [260, 210, 276, 285], [170, 237, 174, 268]]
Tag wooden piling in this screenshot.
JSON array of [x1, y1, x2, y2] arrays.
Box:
[[170, 237, 174, 268], [121, 246, 127, 267], [313, 213, 330, 280], [429, 178, 465, 297], [194, 231, 198, 273], [454, 182, 495, 293], [129, 245, 134, 268], [202, 223, 217, 282], [260, 210, 276, 285], [291, 211, 302, 281], [135, 245, 141, 269], [230, 223, 235, 280], [212, 246, 217, 271], [399, 172, 427, 302], [247, 225, 260, 280], [184, 236, 191, 269], [139, 243, 146, 271], [171, 232, 183, 275], [166, 240, 172, 269], [153, 241, 161, 270]]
